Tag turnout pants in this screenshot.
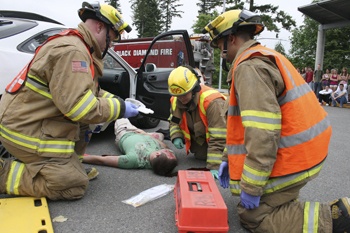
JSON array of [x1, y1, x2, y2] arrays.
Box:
[[237, 182, 332, 233], [0, 139, 89, 200]]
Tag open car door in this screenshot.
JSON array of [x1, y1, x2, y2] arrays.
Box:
[[134, 30, 195, 123]]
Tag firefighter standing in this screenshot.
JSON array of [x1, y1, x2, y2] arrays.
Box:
[[168, 66, 227, 177], [0, 2, 139, 200], [203, 9, 350, 233]]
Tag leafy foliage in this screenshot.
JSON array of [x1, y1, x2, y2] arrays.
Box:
[[274, 41, 286, 56], [289, 16, 350, 71], [159, 0, 184, 31], [104, 0, 122, 13], [130, 0, 163, 37], [289, 17, 318, 69]]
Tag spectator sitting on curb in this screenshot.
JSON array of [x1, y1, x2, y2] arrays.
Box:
[[318, 85, 333, 106], [83, 118, 178, 176], [331, 83, 348, 108]]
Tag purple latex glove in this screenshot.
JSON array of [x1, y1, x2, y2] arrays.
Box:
[[240, 190, 261, 209], [218, 161, 229, 188], [124, 102, 139, 118]]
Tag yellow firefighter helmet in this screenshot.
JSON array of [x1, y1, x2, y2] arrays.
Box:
[[78, 1, 132, 41], [168, 66, 200, 96], [203, 9, 264, 48]]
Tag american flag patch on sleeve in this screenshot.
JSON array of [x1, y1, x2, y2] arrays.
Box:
[[72, 61, 88, 73]]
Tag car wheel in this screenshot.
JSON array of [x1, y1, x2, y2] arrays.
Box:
[[130, 116, 160, 129]]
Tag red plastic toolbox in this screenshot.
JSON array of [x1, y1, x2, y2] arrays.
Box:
[[174, 170, 229, 233]]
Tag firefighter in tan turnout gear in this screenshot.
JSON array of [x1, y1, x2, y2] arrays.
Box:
[[0, 2, 139, 200], [203, 9, 350, 233], [168, 65, 227, 178]]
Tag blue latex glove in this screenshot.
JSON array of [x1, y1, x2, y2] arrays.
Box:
[[210, 170, 219, 179], [240, 190, 261, 209], [173, 138, 184, 149], [218, 161, 229, 189], [124, 102, 139, 118]]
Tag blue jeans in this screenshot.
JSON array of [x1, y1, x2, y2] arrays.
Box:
[[314, 82, 321, 98], [331, 94, 347, 107]]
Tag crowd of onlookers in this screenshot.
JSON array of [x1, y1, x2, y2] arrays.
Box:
[[297, 65, 349, 108]]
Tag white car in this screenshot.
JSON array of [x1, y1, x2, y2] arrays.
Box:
[[0, 11, 66, 97]]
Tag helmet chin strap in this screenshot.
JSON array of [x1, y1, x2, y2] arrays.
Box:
[[101, 26, 110, 58], [221, 39, 230, 72]]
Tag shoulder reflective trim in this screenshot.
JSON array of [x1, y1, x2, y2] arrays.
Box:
[[227, 144, 247, 155], [6, 160, 25, 195], [278, 83, 311, 106], [0, 125, 75, 153], [279, 116, 330, 148], [26, 75, 52, 99], [303, 202, 320, 233], [106, 98, 120, 121], [208, 127, 227, 138], [242, 164, 271, 186], [65, 90, 97, 121], [241, 110, 282, 130], [199, 90, 219, 116], [171, 97, 177, 111], [229, 161, 323, 195], [228, 105, 240, 116]]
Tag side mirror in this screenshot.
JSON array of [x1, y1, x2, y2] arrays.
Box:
[[145, 63, 156, 72]]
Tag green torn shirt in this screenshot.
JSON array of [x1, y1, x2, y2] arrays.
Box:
[[117, 132, 162, 169]]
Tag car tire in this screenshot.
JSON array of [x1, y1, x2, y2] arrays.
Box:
[[130, 116, 160, 129]]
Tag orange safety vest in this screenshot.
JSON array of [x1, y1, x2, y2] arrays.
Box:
[[227, 45, 331, 180], [6, 29, 95, 94], [170, 85, 226, 153]]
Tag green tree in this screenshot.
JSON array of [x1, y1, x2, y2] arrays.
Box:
[[130, 0, 163, 37], [289, 17, 318, 69], [104, 0, 122, 13], [274, 41, 286, 56], [192, 12, 219, 34], [193, 0, 297, 86], [191, 11, 228, 87], [196, 0, 297, 37], [289, 15, 350, 71], [159, 0, 183, 31]]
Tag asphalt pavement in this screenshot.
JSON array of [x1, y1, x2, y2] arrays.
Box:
[[3, 106, 350, 233]]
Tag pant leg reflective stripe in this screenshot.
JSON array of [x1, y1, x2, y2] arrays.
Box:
[[303, 202, 320, 233], [6, 161, 25, 195]]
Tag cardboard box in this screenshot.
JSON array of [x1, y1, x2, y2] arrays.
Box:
[[174, 170, 229, 233]]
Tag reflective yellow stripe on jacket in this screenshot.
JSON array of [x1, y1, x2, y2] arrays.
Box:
[[6, 160, 25, 195], [0, 125, 75, 153], [26, 75, 120, 122]]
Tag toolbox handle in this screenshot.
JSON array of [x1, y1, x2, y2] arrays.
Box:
[[188, 182, 202, 192]]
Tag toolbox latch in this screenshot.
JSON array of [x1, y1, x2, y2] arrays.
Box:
[[188, 182, 202, 192]]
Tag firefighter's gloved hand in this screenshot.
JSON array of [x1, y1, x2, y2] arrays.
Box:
[[173, 138, 184, 149], [124, 102, 139, 118], [218, 161, 229, 188], [240, 190, 261, 209], [210, 170, 219, 179]]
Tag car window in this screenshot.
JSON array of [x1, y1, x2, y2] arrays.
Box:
[[0, 19, 37, 39], [18, 28, 65, 53], [103, 53, 124, 69]]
